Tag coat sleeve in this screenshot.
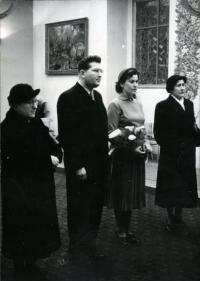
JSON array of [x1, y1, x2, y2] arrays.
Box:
[[107, 101, 128, 146], [107, 101, 121, 133], [57, 93, 85, 171], [48, 132, 63, 163]]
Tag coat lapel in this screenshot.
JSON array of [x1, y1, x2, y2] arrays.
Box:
[[168, 95, 185, 114], [93, 90, 107, 123], [73, 82, 101, 118]]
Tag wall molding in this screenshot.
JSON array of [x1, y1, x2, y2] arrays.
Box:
[[182, 0, 200, 17], [0, 0, 18, 20]]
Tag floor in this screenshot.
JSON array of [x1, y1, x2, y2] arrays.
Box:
[[1, 169, 200, 281]]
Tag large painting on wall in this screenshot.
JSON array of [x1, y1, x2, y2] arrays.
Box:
[[45, 18, 88, 75]]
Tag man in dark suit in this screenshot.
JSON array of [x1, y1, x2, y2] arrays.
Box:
[[57, 56, 108, 260]]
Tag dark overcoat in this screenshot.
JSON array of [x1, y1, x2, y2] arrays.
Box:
[[1, 108, 61, 260], [57, 82, 109, 248], [154, 95, 198, 208], [57, 82, 108, 180]]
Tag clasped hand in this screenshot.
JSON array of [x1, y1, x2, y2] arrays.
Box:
[[51, 155, 60, 166], [75, 167, 87, 181], [134, 143, 152, 157], [134, 146, 146, 157]]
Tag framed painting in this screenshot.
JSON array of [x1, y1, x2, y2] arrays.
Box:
[[45, 17, 88, 75]]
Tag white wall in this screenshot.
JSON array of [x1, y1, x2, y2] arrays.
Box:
[[33, 0, 107, 135], [0, 0, 33, 121], [107, 0, 129, 104]]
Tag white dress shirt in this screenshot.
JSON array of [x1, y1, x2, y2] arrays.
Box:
[[78, 81, 95, 101], [171, 95, 185, 110]]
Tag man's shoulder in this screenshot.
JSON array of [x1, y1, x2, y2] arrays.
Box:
[[59, 84, 78, 99], [1, 117, 9, 132]]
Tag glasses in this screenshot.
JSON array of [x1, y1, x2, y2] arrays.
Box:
[[24, 99, 39, 107], [92, 69, 104, 74]]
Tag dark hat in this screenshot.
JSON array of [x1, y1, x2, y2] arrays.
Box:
[[8, 84, 40, 106], [166, 75, 187, 93], [118, 68, 138, 81]]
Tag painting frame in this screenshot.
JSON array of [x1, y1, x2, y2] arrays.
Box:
[[45, 17, 88, 75]]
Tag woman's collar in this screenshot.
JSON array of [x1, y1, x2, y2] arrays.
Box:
[[117, 93, 134, 101]]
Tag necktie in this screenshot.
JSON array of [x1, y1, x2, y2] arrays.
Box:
[[90, 92, 96, 104]]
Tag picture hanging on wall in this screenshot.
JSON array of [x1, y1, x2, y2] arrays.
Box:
[[45, 18, 88, 75]]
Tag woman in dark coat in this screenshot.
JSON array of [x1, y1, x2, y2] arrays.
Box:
[[154, 75, 198, 232], [1, 84, 62, 281]]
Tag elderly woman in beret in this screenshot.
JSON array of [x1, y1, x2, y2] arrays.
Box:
[[107, 68, 152, 247], [154, 75, 198, 232], [1, 84, 62, 281]]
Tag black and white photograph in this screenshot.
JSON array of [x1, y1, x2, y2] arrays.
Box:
[[1, 0, 200, 281]]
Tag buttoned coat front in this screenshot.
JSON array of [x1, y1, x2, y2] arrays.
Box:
[[154, 95, 198, 208], [57, 82, 109, 249], [1, 108, 61, 260], [57, 82, 108, 178]]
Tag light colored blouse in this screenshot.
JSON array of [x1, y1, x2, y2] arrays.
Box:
[[107, 93, 145, 133]]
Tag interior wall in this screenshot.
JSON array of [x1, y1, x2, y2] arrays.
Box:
[[0, 0, 33, 121], [1, 0, 199, 168], [107, 0, 129, 105], [33, 0, 107, 135]]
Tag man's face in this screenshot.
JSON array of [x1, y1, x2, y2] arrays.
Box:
[[83, 62, 103, 89], [14, 98, 38, 119]]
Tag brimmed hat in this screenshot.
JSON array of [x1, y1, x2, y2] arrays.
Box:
[[8, 84, 40, 106], [166, 75, 187, 93]]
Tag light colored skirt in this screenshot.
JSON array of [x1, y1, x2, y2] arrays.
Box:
[[107, 147, 146, 211]]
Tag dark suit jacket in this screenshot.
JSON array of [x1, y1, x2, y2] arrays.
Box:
[[57, 82, 108, 181], [154, 95, 198, 208]]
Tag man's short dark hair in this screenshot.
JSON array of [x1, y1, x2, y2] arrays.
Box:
[[78, 55, 101, 71]]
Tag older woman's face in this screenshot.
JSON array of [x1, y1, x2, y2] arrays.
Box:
[[14, 98, 38, 119], [121, 74, 138, 97], [171, 79, 185, 100]]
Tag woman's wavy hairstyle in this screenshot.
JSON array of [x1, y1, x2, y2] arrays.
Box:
[[115, 68, 140, 93]]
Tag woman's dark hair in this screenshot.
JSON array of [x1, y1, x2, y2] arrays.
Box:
[[115, 68, 140, 93], [78, 55, 101, 71], [166, 75, 187, 93]]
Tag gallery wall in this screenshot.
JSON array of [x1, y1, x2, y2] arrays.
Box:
[[33, 0, 107, 135], [107, 0, 129, 103], [0, 0, 199, 168], [0, 0, 33, 120]]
